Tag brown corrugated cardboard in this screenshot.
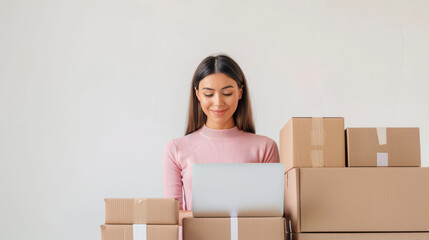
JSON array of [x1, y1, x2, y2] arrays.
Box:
[[346, 128, 421, 167], [183, 217, 285, 240], [284, 168, 429, 232], [280, 117, 345, 173], [292, 232, 429, 240], [105, 198, 179, 225], [100, 225, 178, 240]]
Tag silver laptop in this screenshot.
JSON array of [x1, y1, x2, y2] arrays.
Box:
[[192, 163, 284, 217]]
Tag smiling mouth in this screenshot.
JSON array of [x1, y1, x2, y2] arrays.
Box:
[[210, 109, 228, 116]]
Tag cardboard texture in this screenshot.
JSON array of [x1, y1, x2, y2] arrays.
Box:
[[105, 198, 179, 225], [183, 217, 285, 240], [280, 117, 345, 172], [346, 127, 421, 167], [292, 233, 429, 240], [100, 225, 178, 240], [284, 168, 429, 232]]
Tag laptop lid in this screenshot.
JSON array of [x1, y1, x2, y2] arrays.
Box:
[[192, 163, 284, 217]]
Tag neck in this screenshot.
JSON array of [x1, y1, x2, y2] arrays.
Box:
[[206, 119, 235, 130]]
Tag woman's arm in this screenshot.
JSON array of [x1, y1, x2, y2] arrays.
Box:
[[162, 139, 184, 209], [263, 138, 280, 163]]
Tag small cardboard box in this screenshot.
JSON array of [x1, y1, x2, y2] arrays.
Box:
[[280, 117, 345, 172], [291, 232, 429, 240], [105, 198, 179, 225], [100, 225, 178, 240], [183, 217, 285, 240], [284, 168, 429, 232], [346, 127, 421, 167]]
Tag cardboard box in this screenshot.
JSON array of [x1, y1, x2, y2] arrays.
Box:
[[284, 168, 429, 232], [183, 217, 285, 240], [291, 232, 429, 240], [280, 117, 345, 172], [346, 127, 421, 167], [105, 198, 179, 225], [100, 225, 178, 240]]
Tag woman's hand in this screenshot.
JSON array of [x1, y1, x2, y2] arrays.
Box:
[[179, 210, 193, 226]]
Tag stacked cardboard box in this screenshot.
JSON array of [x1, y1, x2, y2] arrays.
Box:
[[183, 217, 286, 240], [284, 168, 429, 232], [280, 117, 346, 172], [100, 198, 180, 240], [281, 118, 429, 240], [346, 127, 420, 167], [183, 197, 286, 240]]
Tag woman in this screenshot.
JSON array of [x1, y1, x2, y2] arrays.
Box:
[[163, 54, 280, 211]]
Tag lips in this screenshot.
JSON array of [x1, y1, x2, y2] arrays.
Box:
[[210, 109, 228, 116]]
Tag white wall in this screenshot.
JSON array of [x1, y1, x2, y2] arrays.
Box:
[[1, 0, 428, 239]]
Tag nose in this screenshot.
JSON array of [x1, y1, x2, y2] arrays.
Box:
[[213, 93, 224, 106]]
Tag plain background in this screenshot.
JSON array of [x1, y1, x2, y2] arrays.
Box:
[[1, 0, 428, 239]]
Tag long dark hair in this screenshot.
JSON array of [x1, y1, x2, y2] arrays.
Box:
[[185, 54, 255, 135]]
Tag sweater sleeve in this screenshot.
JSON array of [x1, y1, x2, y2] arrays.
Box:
[[263, 138, 280, 163], [163, 139, 184, 209]]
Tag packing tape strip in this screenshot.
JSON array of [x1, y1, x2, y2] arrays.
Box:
[[134, 198, 145, 223], [230, 217, 238, 240], [376, 127, 387, 145], [133, 224, 147, 240], [377, 152, 388, 166], [311, 117, 324, 167]]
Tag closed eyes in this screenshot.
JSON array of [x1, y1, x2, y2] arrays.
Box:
[[204, 93, 233, 97]]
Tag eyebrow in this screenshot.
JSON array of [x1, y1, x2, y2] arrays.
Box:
[[202, 85, 234, 91]]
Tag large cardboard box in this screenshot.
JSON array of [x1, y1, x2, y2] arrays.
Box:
[[105, 198, 179, 225], [284, 168, 429, 232], [183, 217, 285, 240], [280, 117, 345, 173], [346, 127, 420, 167], [291, 232, 429, 240], [100, 225, 178, 240]]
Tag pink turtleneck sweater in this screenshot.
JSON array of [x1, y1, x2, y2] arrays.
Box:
[[163, 125, 280, 210]]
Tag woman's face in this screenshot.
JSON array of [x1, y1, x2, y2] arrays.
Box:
[[195, 73, 243, 129]]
